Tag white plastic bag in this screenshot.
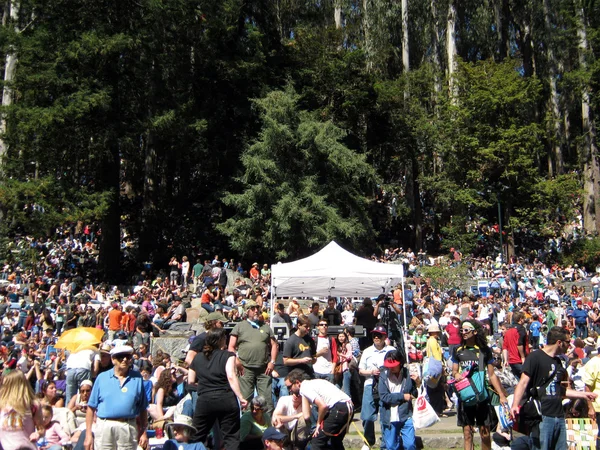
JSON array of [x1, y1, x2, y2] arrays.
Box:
[[413, 387, 440, 429]]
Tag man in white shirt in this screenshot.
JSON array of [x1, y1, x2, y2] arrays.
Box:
[[313, 320, 334, 382], [272, 391, 310, 447], [358, 325, 395, 449], [285, 369, 353, 450], [65, 347, 96, 404]]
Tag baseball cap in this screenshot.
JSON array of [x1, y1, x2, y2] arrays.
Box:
[[110, 345, 133, 356], [262, 427, 286, 442], [205, 311, 228, 323], [245, 300, 258, 309], [371, 325, 388, 335]]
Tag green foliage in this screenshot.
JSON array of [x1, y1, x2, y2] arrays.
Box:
[[0, 0, 599, 277], [219, 86, 378, 260], [0, 176, 110, 237], [420, 263, 470, 292], [561, 237, 600, 270]]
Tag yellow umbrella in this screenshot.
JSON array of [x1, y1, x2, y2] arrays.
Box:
[[55, 327, 105, 352]]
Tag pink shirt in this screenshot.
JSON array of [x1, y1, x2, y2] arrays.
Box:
[[0, 407, 36, 450], [44, 421, 70, 446]]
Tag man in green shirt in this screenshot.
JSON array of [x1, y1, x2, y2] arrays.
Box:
[[228, 300, 279, 414], [192, 259, 203, 291], [545, 304, 556, 329]]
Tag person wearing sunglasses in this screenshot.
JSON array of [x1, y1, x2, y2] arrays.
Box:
[[84, 345, 149, 450], [358, 324, 395, 449], [67, 379, 93, 427], [451, 320, 506, 450]]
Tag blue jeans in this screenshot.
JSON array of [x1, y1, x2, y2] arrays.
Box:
[[314, 372, 334, 383], [575, 323, 588, 339], [201, 303, 214, 313], [65, 368, 91, 405], [382, 418, 416, 450], [532, 415, 566, 450], [594, 286, 599, 302], [272, 377, 289, 407], [360, 382, 380, 447], [341, 370, 351, 398]]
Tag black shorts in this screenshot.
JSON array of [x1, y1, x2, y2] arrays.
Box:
[[456, 399, 494, 428]]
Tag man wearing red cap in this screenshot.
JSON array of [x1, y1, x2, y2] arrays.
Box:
[[358, 324, 395, 449]]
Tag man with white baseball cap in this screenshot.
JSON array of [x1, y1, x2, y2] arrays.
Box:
[[85, 345, 148, 450]]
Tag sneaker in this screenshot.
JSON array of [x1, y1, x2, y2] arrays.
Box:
[[361, 445, 370, 450]]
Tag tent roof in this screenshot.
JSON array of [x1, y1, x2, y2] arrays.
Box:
[[271, 241, 404, 297]]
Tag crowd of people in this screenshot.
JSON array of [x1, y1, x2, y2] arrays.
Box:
[[3, 226, 600, 450]]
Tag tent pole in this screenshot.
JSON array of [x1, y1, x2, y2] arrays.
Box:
[[270, 284, 275, 329], [400, 274, 409, 362]]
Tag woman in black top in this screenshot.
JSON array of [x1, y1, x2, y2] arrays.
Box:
[[189, 328, 248, 449]]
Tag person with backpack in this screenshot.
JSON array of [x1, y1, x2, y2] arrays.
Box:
[[451, 319, 507, 450], [511, 326, 597, 450]]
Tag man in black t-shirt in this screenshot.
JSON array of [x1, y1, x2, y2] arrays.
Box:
[[322, 297, 342, 326], [283, 315, 316, 377], [511, 326, 597, 450]]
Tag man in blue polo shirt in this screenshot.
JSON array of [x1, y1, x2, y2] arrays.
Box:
[[84, 345, 149, 450], [570, 302, 589, 339]]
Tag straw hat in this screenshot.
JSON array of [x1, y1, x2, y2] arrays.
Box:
[[166, 414, 197, 436], [427, 324, 441, 333]]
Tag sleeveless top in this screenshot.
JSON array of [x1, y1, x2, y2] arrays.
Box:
[[191, 349, 235, 396]]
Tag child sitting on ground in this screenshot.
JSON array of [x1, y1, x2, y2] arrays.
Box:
[[39, 404, 70, 450]]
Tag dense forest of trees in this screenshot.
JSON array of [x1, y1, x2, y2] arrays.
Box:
[[0, 0, 599, 280]]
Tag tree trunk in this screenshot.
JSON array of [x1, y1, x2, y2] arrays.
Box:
[[514, 3, 535, 77], [446, 0, 457, 100], [362, 0, 374, 72], [576, 0, 599, 233], [430, 0, 443, 174], [411, 156, 423, 250], [543, 0, 563, 176], [0, 0, 19, 164], [402, 0, 409, 73], [334, 0, 342, 29], [98, 58, 122, 282], [493, 0, 510, 60]]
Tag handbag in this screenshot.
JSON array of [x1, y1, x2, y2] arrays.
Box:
[[413, 386, 440, 429], [423, 357, 443, 388], [488, 386, 501, 407]]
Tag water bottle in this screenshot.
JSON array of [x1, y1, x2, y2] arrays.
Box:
[[37, 436, 47, 448]]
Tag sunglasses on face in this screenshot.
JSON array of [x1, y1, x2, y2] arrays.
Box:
[[460, 329, 474, 334], [319, 323, 328, 327], [113, 354, 133, 361], [372, 333, 385, 339]]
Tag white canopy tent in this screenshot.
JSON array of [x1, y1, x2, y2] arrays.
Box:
[[270, 241, 404, 298], [269, 241, 407, 355]]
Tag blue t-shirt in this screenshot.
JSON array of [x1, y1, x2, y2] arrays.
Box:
[[529, 321, 541, 337], [571, 308, 588, 325]]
